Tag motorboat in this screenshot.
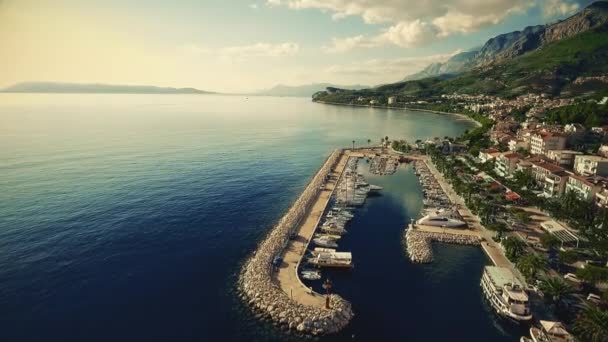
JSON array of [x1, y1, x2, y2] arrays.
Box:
[[300, 269, 321, 280], [308, 251, 353, 268], [416, 214, 467, 228], [313, 237, 338, 248], [529, 320, 573, 342]]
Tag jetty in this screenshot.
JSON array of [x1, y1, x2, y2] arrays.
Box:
[[239, 149, 356, 336]]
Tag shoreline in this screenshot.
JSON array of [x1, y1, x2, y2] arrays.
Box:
[[313, 100, 482, 128]]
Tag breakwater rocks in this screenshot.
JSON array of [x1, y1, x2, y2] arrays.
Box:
[[238, 150, 353, 336], [405, 228, 481, 263]]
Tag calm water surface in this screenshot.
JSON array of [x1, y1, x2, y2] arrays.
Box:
[[0, 94, 518, 341]]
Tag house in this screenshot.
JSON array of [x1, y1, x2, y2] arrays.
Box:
[[564, 123, 586, 135], [544, 150, 582, 168], [598, 144, 608, 158], [530, 132, 566, 155], [387, 96, 396, 105], [478, 148, 501, 163], [508, 138, 529, 152], [596, 187, 608, 208], [565, 173, 604, 201], [369, 100, 377, 105], [540, 221, 580, 248], [495, 152, 522, 177], [591, 126, 608, 135], [530, 161, 567, 198], [573, 155, 608, 177]]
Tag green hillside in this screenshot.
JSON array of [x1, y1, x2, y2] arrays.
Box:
[[314, 25, 608, 102]]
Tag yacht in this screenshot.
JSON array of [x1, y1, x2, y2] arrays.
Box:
[[369, 184, 383, 192], [529, 320, 573, 342], [300, 269, 321, 280], [308, 251, 353, 268], [416, 214, 467, 228], [312, 237, 338, 248], [481, 266, 532, 322]]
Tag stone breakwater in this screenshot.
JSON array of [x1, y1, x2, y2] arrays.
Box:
[[405, 228, 481, 263], [238, 150, 353, 336]]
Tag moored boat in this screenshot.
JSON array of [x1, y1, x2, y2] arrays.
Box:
[[481, 266, 532, 322]]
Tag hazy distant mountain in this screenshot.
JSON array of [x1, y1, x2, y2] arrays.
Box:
[[1, 82, 214, 94], [255, 83, 368, 97]]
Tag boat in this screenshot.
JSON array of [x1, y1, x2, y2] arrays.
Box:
[[300, 269, 321, 280], [481, 266, 532, 322], [313, 237, 338, 248], [308, 251, 353, 268], [320, 226, 347, 235], [416, 214, 467, 228], [529, 321, 573, 342], [311, 247, 336, 256], [369, 184, 383, 192], [314, 234, 341, 241]]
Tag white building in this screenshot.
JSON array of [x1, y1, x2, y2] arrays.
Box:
[[530, 133, 566, 155], [388, 96, 396, 105], [574, 155, 608, 177], [544, 150, 582, 168]]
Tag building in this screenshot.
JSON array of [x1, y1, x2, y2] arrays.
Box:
[[544, 150, 582, 168], [478, 148, 501, 163], [598, 145, 608, 158], [495, 152, 522, 177], [508, 138, 529, 152], [530, 133, 566, 155], [540, 220, 580, 248], [565, 172, 603, 201], [387, 96, 396, 105], [596, 187, 608, 208], [530, 161, 567, 198], [573, 155, 608, 177]]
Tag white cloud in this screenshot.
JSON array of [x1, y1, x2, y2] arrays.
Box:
[[185, 42, 300, 60], [542, 0, 579, 18], [249, 3, 259, 10], [273, 0, 534, 51], [324, 51, 462, 84]]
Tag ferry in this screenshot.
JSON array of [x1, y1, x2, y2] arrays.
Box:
[[416, 214, 467, 228], [481, 266, 532, 322]]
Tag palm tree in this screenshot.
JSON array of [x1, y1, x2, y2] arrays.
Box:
[[516, 254, 547, 280], [367, 138, 371, 147], [352, 140, 355, 150], [539, 276, 573, 304], [574, 304, 608, 342], [501, 236, 525, 261]]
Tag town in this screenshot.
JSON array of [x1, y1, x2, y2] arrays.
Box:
[[386, 90, 608, 342]]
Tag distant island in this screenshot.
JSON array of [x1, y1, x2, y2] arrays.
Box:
[[254, 83, 368, 97], [1, 82, 214, 94]]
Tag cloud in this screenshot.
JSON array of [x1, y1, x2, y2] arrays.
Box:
[[249, 3, 259, 10], [273, 0, 534, 51], [542, 0, 579, 18], [185, 42, 300, 60], [324, 51, 462, 84]]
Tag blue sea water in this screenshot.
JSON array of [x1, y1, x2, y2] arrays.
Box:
[[0, 94, 519, 341]]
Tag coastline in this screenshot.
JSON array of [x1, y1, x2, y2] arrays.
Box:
[[313, 100, 482, 128]]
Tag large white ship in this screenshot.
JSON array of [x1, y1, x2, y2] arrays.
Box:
[[481, 266, 532, 322]]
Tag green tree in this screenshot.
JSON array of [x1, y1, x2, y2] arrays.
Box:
[[540, 232, 561, 250], [539, 276, 573, 304], [502, 236, 526, 261], [574, 304, 608, 342], [516, 254, 547, 280], [577, 265, 608, 284]]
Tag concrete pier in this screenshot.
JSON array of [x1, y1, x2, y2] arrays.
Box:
[[238, 149, 354, 336]]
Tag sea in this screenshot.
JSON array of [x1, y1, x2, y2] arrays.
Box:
[[0, 94, 523, 341]]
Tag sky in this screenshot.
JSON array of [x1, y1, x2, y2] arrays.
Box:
[[0, 0, 595, 93]]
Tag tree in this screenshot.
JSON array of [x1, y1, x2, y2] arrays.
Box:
[[576, 265, 608, 284], [352, 140, 355, 150], [574, 304, 608, 342], [502, 236, 526, 261], [539, 276, 573, 304], [540, 232, 561, 250], [367, 138, 371, 146], [516, 254, 547, 280]]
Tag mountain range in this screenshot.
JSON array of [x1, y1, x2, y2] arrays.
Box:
[[1, 82, 213, 94], [404, 1, 608, 81], [314, 1, 608, 101]]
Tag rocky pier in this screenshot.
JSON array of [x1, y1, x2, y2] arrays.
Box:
[[238, 149, 353, 336], [405, 227, 481, 263]]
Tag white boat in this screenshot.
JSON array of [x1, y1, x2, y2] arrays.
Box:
[[300, 269, 321, 280], [369, 184, 383, 192], [320, 226, 347, 235], [481, 266, 532, 322], [308, 251, 353, 268], [314, 234, 341, 241], [311, 247, 336, 256], [313, 237, 338, 248], [416, 214, 467, 228], [529, 321, 573, 342]]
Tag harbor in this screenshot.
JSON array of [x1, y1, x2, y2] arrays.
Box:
[[239, 146, 526, 339]]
